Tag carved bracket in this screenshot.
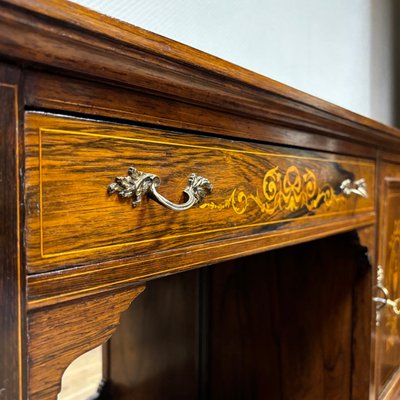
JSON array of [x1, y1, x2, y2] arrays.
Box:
[[28, 286, 145, 400]]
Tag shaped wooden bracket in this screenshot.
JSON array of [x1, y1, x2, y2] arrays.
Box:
[[28, 285, 145, 400]]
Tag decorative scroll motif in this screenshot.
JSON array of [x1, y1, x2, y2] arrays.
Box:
[[108, 166, 212, 211], [108, 167, 158, 207], [200, 166, 346, 215], [386, 219, 400, 350]]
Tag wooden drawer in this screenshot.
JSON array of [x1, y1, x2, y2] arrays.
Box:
[[24, 113, 376, 273]]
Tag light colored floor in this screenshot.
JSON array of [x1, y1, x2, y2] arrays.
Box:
[[58, 346, 103, 400]]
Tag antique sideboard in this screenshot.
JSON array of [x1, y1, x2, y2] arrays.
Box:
[[1, 1, 400, 399]]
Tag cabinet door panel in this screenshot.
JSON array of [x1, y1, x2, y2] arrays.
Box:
[[375, 178, 400, 398]]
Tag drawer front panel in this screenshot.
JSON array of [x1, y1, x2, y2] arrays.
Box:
[[25, 113, 376, 273]]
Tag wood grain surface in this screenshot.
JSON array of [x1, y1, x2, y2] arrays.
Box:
[[105, 272, 200, 400], [373, 161, 400, 399], [0, 64, 26, 400], [24, 113, 376, 274], [210, 231, 371, 400], [352, 227, 374, 400], [23, 70, 377, 159], [1, 0, 400, 152], [1, 2, 399, 399], [27, 213, 375, 310], [28, 285, 144, 400], [99, 233, 371, 400], [208, 236, 359, 400]]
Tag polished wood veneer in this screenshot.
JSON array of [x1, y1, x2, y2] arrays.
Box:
[[0, 1, 399, 399], [372, 162, 400, 399], [105, 234, 370, 400], [24, 113, 375, 274]]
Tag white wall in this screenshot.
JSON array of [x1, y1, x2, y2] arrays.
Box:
[[72, 0, 398, 126]]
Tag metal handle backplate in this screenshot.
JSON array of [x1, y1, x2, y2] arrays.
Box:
[[108, 166, 213, 211], [373, 265, 400, 326]]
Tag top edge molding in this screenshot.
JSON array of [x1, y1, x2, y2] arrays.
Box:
[[1, 0, 399, 148]]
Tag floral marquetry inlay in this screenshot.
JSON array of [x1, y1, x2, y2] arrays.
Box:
[[386, 219, 400, 350], [200, 165, 346, 216]]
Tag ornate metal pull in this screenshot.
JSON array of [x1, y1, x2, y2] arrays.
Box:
[[340, 178, 368, 198], [108, 166, 213, 211], [373, 265, 400, 326]]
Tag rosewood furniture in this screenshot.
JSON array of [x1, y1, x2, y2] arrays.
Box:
[[0, 1, 399, 399]]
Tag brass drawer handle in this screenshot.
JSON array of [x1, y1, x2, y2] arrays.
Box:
[[373, 265, 400, 326], [108, 166, 213, 211], [340, 178, 368, 198]]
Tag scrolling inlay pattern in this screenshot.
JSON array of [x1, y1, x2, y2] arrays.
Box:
[[200, 166, 346, 215], [386, 219, 400, 350]]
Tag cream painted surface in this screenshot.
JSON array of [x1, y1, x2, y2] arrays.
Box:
[[58, 346, 102, 400], [71, 0, 398, 126]]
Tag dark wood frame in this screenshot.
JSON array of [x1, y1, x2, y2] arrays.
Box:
[[0, 64, 26, 400]]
